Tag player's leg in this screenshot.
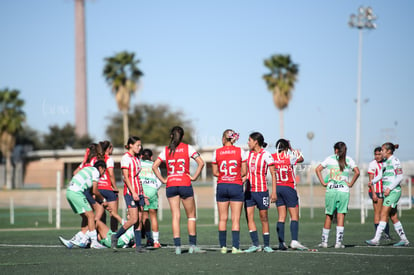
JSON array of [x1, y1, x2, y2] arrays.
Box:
[[277, 205, 287, 249], [389, 206, 409, 246], [149, 208, 160, 247]]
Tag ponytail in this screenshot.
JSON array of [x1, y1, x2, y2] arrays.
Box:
[[168, 126, 184, 156], [334, 141, 347, 172], [383, 142, 399, 153]]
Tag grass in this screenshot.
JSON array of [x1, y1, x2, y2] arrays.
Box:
[[0, 207, 414, 274]]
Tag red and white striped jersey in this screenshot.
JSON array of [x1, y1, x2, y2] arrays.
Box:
[[120, 152, 143, 196], [212, 145, 247, 185], [158, 143, 200, 187], [272, 152, 297, 189], [247, 149, 275, 192], [367, 160, 383, 193]]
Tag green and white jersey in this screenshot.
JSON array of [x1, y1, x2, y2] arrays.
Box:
[[320, 155, 357, 193], [67, 166, 100, 193], [139, 160, 162, 190], [382, 155, 403, 192]]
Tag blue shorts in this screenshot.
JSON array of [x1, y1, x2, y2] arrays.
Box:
[[245, 191, 269, 210], [276, 186, 299, 208], [216, 183, 244, 202], [369, 192, 383, 199], [166, 186, 194, 199], [124, 193, 144, 209], [99, 189, 118, 202], [83, 190, 96, 205]]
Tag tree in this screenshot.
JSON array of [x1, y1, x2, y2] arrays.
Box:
[[106, 104, 195, 147], [103, 51, 143, 145], [0, 88, 25, 189], [42, 123, 93, 150], [263, 54, 299, 138]]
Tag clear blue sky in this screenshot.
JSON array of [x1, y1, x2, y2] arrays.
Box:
[[1, 0, 413, 163]]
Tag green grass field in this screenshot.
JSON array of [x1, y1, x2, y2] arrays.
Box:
[[1, 207, 414, 274]]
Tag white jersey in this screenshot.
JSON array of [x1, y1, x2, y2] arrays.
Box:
[[68, 166, 100, 192], [139, 160, 162, 190]]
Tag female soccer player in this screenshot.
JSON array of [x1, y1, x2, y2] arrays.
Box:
[[59, 160, 108, 249], [152, 126, 205, 255], [139, 148, 162, 248], [244, 132, 277, 253], [212, 129, 247, 254], [366, 143, 410, 247], [97, 140, 122, 231], [367, 147, 390, 240], [315, 141, 360, 248], [272, 138, 307, 250], [110, 136, 148, 253]]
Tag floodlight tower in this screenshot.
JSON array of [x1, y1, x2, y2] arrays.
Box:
[[349, 6, 376, 164]]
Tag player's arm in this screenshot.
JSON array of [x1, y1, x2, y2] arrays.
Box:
[[189, 156, 205, 181], [315, 165, 327, 187], [107, 167, 118, 193], [269, 165, 277, 203], [212, 162, 219, 178], [347, 167, 360, 187], [368, 172, 378, 202], [92, 180, 106, 203], [152, 158, 167, 184]]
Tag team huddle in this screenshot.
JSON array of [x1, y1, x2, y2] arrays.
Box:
[[59, 126, 410, 253]]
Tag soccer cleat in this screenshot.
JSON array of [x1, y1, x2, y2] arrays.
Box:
[[175, 246, 182, 255], [153, 242, 161, 248], [393, 240, 410, 247], [318, 242, 328, 248], [111, 235, 118, 249], [189, 245, 207, 254], [136, 246, 150, 253], [91, 241, 107, 249], [279, 242, 288, 251], [263, 246, 274, 253], [220, 247, 227, 254], [381, 234, 393, 241], [58, 236, 74, 249], [365, 239, 379, 246], [71, 239, 89, 248], [290, 240, 308, 251], [146, 239, 154, 247], [245, 245, 262, 253], [334, 242, 345, 249], [231, 247, 244, 254]]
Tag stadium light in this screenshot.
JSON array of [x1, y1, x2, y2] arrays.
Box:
[[349, 6, 376, 165]]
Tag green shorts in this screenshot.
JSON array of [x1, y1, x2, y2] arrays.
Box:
[[66, 190, 92, 214], [383, 189, 401, 208], [143, 185, 159, 211], [325, 190, 350, 215]]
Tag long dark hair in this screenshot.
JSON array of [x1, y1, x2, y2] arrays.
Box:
[[141, 148, 153, 161], [334, 141, 347, 172], [125, 136, 141, 150], [249, 132, 267, 148], [100, 140, 112, 153], [383, 142, 399, 154], [275, 138, 290, 153], [168, 126, 184, 156]]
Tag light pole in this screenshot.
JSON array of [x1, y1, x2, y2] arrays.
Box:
[[349, 7, 376, 224], [306, 131, 314, 219], [349, 6, 376, 165]]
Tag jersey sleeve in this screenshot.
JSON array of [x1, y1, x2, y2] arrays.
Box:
[[212, 150, 217, 164], [367, 161, 376, 175], [241, 149, 248, 162], [320, 156, 330, 168], [92, 168, 100, 182], [120, 155, 130, 169], [347, 157, 357, 169], [188, 145, 200, 159], [157, 148, 167, 162], [264, 151, 275, 166], [106, 157, 115, 169]]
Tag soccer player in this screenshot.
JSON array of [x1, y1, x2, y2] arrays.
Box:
[[272, 138, 308, 250], [110, 136, 148, 253], [96, 219, 134, 248], [212, 129, 247, 254], [152, 126, 206, 255], [139, 148, 162, 248], [315, 142, 360, 248], [59, 160, 108, 249], [244, 132, 277, 253], [367, 147, 391, 240], [366, 143, 410, 247], [97, 140, 122, 231]]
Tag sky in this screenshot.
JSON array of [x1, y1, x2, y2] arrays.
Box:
[[1, 0, 413, 163]]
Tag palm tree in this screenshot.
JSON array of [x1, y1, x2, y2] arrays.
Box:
[[103, 51, 143, 144], [0, 88, 25, 189], [263, 54, 299, 138]]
